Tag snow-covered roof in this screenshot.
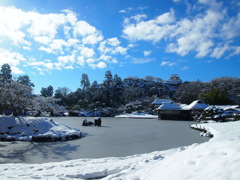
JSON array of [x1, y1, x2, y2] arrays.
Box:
[[157, 102, 181, 110], [184, 100, 208, 110], [152, 99, 172, 105], [216, 105, 240, 110]]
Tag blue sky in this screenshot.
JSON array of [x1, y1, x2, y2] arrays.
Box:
[[0, 0, 239, 94]]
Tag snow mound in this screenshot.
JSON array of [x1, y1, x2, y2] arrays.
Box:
[[0, 116, 81, 141]]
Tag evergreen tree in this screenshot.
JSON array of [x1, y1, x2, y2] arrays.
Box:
[[54, 87, 70, 106], [81, 73, 90, 90], [0, 63, 12, 83], [41, 85, 54, 97], [112, 74, 124, 107], [103, 71, 113, 106], [199, 88, 231, 105], [17, 75, 35, 87]]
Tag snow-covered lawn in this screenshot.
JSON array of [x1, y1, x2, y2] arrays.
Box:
[[0, 119, 240, 179], [115, 112, 158, 119], [0, 116, 81, 141]]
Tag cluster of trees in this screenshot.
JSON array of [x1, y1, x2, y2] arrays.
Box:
[[40, 71, 240, 113], [0, 63, 239, 116], [40, 71, 171, 112], [0, 64, 64, 116], [174, 78, 240, 105]]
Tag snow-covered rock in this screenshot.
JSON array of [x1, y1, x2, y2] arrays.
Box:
[[0, 116, 81, 141]]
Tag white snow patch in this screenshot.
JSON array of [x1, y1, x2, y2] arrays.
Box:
[[115, 112, 158, 119], [0, 116, 81, 141], [1, 120, 240, 179]]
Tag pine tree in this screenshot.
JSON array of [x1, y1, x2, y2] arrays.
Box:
[[0, 63, 12, 83]]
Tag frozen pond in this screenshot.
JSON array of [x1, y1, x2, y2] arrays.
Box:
[[0, 117, 208, 164]]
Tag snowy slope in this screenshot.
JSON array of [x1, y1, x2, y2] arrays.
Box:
[[0, 120, 240, 179]]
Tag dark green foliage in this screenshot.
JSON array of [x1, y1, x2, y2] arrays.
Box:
[[41, 85, 54, 97], [17, 75, 35, 87], [174, 77, 240, 105], [173, 81, 207, 104], [0, 63, 12, 83], [199, 88, 231, 105]]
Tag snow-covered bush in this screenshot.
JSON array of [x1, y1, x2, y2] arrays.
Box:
[[33, 96, 67, 116], [0, 81, 34, 116], [197, 106, 232, 122]]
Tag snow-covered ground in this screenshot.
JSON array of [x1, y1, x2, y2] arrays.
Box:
[[0, 116, 81, 141], [115, 112, 158, 119], [1, 119, 240, 179]]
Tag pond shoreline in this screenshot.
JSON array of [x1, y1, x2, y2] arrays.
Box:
[[0, 117, 208, 164]]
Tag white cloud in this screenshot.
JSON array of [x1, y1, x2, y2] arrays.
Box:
[[73, 21, 97, 37], [211, 45, 229, 59], [123, 1, 240, 59], [112, 59, 118, 64], [99, 40, 128, 55], [143, 50, 152, 56], [107, 37, 121, 47], [166, 8, 224, 57], [155, 9, 175, 24], [131, 58, 155, 64], [64, 66, 74, 69], [39, 39, 69, 54], [28, 60, 56, 71], [77, 56, 85, 66], [0, 48, 25, 67], [113, 46, 128, 55], [62, 9, 77, 26], [230, 46, 240, 57], [44, 62, 55, 70], [89, 61, 107, 69], [160, 61, 177, 67], [80, 47, 95, 58], [34, 36, 52, 45], [123, 11, 175, 43], [0, 6, 128, 73], [82, 34, 103, 45], [181, 66, 189, 70], [28, 61, 46, 66], [221, 13, 240, 40], [27, 12, 68, 39], [11, 66, 24, 74], [99, 55, 112, 61], [96, 61, 107, 69], [119, 10, 126, 13], [58, 54, 75, 65]]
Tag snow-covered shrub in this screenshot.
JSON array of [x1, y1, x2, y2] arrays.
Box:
[[197, 106, 232, 122]]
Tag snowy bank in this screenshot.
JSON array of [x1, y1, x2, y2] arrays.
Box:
[[1, 120, 240, 179], [0, 116, 81, 141], [115, 112, 158, 119]]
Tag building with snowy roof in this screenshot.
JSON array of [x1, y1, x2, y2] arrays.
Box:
[[162, 74, 182, 91], [183, 100, 209, 110], [151, 99, 172, 108], [157, 102, 192, 120]]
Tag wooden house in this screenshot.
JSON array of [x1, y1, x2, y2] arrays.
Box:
[[157, 102, 192, 120]]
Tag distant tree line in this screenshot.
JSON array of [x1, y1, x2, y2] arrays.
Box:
[[40, 71, 171, 112], [173, 78, 240, 105], [40, 71, 240, 112], [0, 63, 239, 117]]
